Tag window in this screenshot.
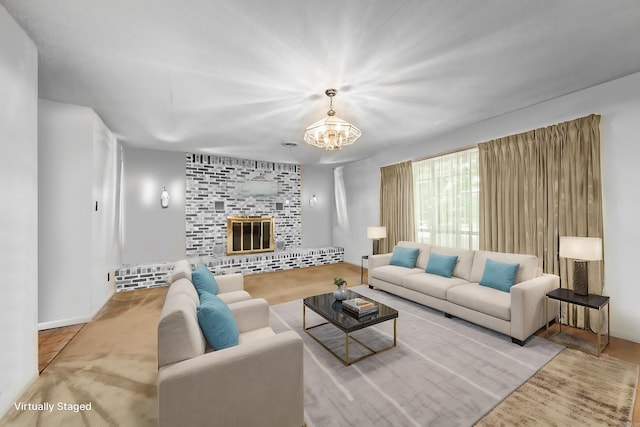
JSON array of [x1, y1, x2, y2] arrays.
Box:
[[413, 148, 479, 249]]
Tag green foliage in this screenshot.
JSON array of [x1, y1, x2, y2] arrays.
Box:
[[333, 277, 346, 287]]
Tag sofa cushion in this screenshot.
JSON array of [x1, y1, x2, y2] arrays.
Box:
[[403, 273, 468, 300], [197, 292, 239, 350], [446, 284, 511, 321], [470, 251, 539, 284], [427, 246, 475, 281], [191, 265, 219, 296], [170, 259, 192, 283], [371, 265, 424, 286], [396, 241, 431, 270], [390, 246, 420, 268], [157, 293, 206, 368], [425, 253, 458, 278], [479, 259, 519, 292]]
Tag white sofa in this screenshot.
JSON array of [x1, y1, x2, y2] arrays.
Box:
[[368, 242, 559, 345], [157, 262, 304, 427]]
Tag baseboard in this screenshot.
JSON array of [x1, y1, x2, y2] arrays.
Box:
[[38, 289, 115, 331], [91, 288, 115, 319], [38, 315, 93, 331]]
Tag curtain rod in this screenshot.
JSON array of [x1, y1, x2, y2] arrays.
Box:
[[410, 143, 479, 164]]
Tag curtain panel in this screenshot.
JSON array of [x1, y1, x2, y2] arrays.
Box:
[[379, 161, 415, 254], [413, 148, 479, 249], [478, 114, 603, 329]]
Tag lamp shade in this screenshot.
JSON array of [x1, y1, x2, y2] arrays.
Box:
[[559, 236, 602, 261], [367, 226, 387, 240]]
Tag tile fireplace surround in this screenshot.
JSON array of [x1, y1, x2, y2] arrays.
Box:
[[115, 246, 344, 291]]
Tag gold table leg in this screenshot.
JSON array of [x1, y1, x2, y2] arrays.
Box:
[[345, 333, 349, 365]]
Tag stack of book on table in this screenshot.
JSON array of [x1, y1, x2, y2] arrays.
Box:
[[342, 297, 378, 317]]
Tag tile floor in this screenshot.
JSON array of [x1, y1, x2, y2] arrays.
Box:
[[38, 324, 85, 373]]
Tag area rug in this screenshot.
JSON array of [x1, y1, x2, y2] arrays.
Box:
[[476, 348, 639, 426], [269, 285, 564, 427]]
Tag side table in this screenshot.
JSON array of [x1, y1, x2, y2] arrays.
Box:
[[545, 288, 610, 356]]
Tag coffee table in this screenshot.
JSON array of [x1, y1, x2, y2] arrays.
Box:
[[303, 289, 398, 365]]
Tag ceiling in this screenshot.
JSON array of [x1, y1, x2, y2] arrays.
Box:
[[4, 1, 640, 165]]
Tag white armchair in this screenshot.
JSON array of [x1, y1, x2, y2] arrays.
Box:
[[157, 273, 304, 427]]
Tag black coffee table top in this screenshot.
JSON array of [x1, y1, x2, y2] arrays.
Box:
[[303, 289, 398, 333]]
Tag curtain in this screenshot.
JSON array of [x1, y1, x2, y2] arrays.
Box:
[[333, 166, 349, 229], [478, 114, 603, 329], [379, 161, 415, 254], [413, 148, 479, 249]]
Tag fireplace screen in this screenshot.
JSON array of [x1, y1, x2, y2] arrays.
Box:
[[227, 216, 274, 255]]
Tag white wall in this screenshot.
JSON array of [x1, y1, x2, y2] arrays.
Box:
[[0, 5, 39, 417], [121, 146, 186, 264], [38, 100, 119, 329], [340, 72, 640, 343], [91, 114, 120, 315], [301, 164, 334, 247]]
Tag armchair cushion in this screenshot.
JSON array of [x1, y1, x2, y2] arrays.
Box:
[[192, 265, 219, 296], [197, 292, 239, 350]]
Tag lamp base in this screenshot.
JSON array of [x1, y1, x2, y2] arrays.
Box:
[[573, 260, 589, 296]]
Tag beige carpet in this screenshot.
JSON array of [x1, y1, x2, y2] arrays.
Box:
[[1, 288, 165, 427], [476, 348, 639, 426]]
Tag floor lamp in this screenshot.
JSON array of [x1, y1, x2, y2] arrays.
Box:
[[367, 226, 387, 255], [559, 236, 603, 296]]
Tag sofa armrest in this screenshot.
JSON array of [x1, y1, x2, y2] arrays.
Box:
[[215, 273, 244, 293], [369, 253, 393, 270], [158, 331, 304, 427], [229, 298, 270, 333], [510, 273, 560, 341]]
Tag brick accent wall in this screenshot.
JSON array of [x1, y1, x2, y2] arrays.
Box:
[[185, 154, 301, 258], [115, 246, 344, 291], [115, 153, 339, 292]]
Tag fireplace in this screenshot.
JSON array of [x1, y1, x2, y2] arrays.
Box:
[[227, 216, 274, 255]]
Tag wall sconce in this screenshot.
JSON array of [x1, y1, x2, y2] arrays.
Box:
[[160, 187, 170, 209], [309, 194, 318, 207]]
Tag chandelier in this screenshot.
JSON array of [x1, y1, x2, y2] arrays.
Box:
[[303, 88, 361, 150]]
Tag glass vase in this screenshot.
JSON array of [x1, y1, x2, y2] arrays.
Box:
[[333, 285, 347, 301]]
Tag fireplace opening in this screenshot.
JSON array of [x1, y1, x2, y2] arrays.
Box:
[[227, 216, 274, 255]]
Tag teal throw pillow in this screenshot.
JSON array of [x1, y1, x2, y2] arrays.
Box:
[[425, 253, 459, 278], [479, 259, 520, 292], [197, 292, 239, 350], [191, 265, 219, 297], [389, 246, 420, 268]]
